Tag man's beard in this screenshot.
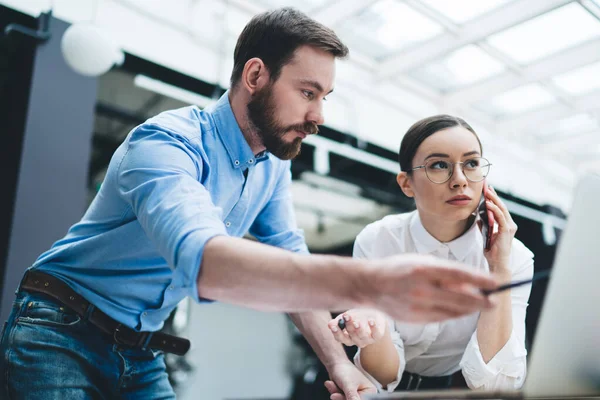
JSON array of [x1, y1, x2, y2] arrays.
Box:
[[247, 84, 318, 160]]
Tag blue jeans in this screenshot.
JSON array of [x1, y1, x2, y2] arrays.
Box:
[[0, 291, 176, 399]]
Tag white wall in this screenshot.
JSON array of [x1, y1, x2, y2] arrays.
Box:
[[181, 302, 295, 400]]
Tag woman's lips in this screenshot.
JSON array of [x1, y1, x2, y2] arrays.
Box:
[[446, 199, 471, 206]]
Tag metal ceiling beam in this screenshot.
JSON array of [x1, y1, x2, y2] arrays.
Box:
[[445, 38, 600, 104], [378, 0, 573, 78]]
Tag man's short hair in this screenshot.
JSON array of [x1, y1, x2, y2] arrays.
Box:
[[230, 7, 349, 88]]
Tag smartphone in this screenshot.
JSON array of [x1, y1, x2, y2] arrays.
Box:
[[478, 181, 495, 251]]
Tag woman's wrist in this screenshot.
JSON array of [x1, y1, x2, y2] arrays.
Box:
[[488, 262, 511, 280]]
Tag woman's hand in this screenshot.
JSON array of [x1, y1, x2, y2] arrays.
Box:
[[483, 186, 517, 275], [328, 309, 388, 348]]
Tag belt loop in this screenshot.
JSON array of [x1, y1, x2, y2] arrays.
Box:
[[139, 332, 154, 350], [405, 373, 413, 390], [84, 303, 95, 320], [414, 375, 423, 391]]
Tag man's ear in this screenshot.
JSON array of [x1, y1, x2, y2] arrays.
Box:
[[397, 172, 415, 198], [241, 57, 270, 95]]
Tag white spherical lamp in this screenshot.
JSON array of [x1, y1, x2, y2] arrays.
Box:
[[61, 23, 124, 77]]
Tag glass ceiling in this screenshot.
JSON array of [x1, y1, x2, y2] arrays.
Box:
[[538, 113, 600, 141], [408, 44, 506, 92], [552, 60, 600, 95], [253, 0, 600, 156], [485, 3, 600, 65], [475, 84, 557, 117], [337, 0, 444, 59], [253, 0, 328, 13], [418, 0, 512, 24]]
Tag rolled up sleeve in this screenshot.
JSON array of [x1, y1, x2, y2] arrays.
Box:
[[353, 318, 407, 392], [117, 125, 228, 301], [460, 243, 534, 390]]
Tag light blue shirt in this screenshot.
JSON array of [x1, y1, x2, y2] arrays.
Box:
[[31, 92, 308, 332]]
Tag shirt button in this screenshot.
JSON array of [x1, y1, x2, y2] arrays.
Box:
[[234, 160, 240, 166], [225, 221, 231, 227], [169, 286, 174, 290], [143, 312, 148, 316]]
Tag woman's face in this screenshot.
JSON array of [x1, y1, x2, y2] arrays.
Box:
[[399, 126, 485, 223]]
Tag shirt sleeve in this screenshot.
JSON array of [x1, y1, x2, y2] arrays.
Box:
[[354, 318, 407, 392], [248, 162, 308, 254], [117, 124, 228, 301], [460, 240, 534, 390], [352, 229, 406, 392]]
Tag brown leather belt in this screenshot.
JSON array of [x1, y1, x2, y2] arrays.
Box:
[[20, 270, 191, 356]]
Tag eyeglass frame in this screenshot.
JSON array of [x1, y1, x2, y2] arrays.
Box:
[[408, 157, 492, 184]]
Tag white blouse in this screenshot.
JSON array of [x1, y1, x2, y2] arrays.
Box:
[[353, 211, 534, 392]]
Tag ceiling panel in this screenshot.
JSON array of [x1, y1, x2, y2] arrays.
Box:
[[337, 0, 444, 59], [552, 60, 600, 96], [485, 3, 600, 65], [408, 44, 506, 92], [475, 83, 557, 117], [418, 0, 513, 24]]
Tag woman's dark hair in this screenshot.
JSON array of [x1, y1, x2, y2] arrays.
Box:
[[398, 115, 483, 172], [230, 7, 349, 88]]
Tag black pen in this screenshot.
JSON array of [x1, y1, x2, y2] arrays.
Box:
[[482, 269, 551, 295]]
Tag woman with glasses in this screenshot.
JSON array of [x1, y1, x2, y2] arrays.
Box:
[[327, 115, 534, 393]]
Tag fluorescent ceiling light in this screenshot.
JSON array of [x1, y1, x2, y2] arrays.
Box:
[[419, 0, 511, 24], [552, 60, 600, 96], [409, 44, 506, 91], [134, 75, 216, 108], [486, 3, 600, 64], [475, 83, 556, 116], [339, 0, 443, 58]]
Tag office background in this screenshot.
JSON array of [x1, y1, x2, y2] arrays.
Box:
[[1, 1, 599, 399]]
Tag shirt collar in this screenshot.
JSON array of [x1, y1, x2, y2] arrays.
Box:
[[207, 90, 270, 170], [409, 212, 481, 261]]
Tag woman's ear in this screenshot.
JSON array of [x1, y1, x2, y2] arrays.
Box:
[[397, 172, 415, 198]]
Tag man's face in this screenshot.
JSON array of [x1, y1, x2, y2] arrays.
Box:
[[247, 45, 336, 160]]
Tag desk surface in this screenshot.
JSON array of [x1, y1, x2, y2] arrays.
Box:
[[364, 389, 600, 400]]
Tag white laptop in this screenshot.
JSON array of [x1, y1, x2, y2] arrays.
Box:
[[366, 172, 600, 399]]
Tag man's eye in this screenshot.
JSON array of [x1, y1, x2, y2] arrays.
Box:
[[302, 90, 314, 99]]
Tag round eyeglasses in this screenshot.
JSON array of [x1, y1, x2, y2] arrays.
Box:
[[408, 157, 491, 184]]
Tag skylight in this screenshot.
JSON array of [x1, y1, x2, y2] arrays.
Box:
[[475, 84, 556, 117], [409, 44, 506, 92], [552, 60, 600, 96], [418, 0, 512, 24], [338, 0, 444, 59], [537, 113, 600, 140], [486, 3, 600, 64]]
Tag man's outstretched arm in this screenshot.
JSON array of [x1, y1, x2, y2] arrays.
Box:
[[198, 235, 498, 323]]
